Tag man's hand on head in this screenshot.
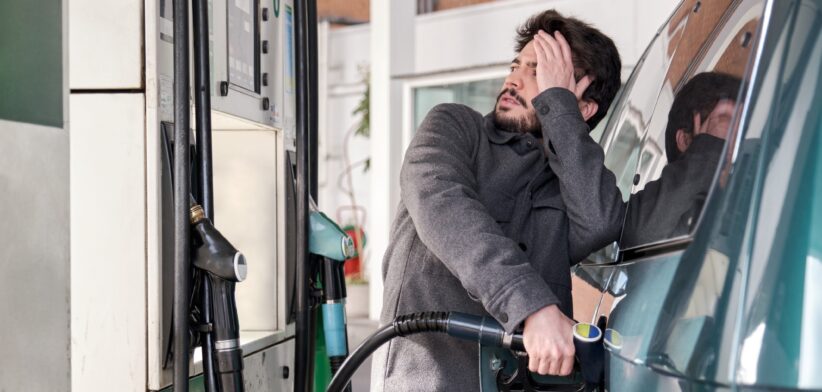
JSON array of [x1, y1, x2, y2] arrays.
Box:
[[693, 99, 736, 140], [533, 30, 592, 99], [522, 304, 576, 376]]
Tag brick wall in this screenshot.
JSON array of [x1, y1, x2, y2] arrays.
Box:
[[317, 0, 502, 26], [434, 0, 496, 12], [317, 0, 369, 25]]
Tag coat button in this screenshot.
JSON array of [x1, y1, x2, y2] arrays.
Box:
[[539, 105, 550, 115], [526, 140, 534, 148], [499, 313, 508, 323], [518, 242, 528, 251]]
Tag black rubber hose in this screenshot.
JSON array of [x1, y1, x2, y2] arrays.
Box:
[[172, 0, 191, 389], [306, 0, 319, 199], [191, 0, 217, 389], [294, 0, 313, 390], [192, 0, 214, 219], [326, 312, 450, 392], [328, 356, 350, 392], [326, 311, 524, 392], [329, 356, 345, 375], [326, 325, 398, 392]]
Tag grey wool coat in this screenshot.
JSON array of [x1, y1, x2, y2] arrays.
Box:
[[370, 88, 623, 391]]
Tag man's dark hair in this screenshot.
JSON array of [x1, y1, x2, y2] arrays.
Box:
[[664, 72, 742, 162], [516, 10, 622, 129]]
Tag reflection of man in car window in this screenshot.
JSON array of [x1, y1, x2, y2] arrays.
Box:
[[621, 72, 742, 247]]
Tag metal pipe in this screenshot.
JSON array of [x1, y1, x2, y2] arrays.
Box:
[[172, 0, 192, 389], [191, 0, 217, 390], [294, 0, 313, 391]]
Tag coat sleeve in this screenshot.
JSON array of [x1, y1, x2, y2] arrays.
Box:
[[401, 103, 558, 332], [534, 88, 625, 262]]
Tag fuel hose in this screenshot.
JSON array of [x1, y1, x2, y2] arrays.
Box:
[[325, 312, 523, 392]]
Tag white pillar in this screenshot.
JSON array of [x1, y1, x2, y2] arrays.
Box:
[[368, 0, 415, 321]]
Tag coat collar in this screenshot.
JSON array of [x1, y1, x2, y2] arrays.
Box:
[[482, 114, 518, 144]]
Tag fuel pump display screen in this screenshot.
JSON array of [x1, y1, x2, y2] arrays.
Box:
[[228, 0, 260, 93]]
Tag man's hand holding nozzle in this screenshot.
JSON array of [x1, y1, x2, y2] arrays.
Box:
[[523, 304, 576, 376]]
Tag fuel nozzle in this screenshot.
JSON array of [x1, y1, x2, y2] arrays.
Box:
[[190, 204, 247, 282], [445, 313, 524, 351], [190, 203, 246, 392], [307, 198, 356, 390], [309, 199, 356, 262], [573, 322, 604, 390]]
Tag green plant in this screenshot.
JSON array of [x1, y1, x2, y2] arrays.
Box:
[[351, 72, 370, 171]]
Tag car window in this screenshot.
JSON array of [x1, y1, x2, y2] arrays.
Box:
[[573, 1, 764, 352], [599, 0, 737, 200], [575, 0, 759, 321], [611, 0, 763, 250]]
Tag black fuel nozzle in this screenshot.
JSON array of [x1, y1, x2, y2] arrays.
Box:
[[446, 314, 605, 389], [190, 203, 246, 392], [444, 312, 524, 352], [190, 204, 247, 282]]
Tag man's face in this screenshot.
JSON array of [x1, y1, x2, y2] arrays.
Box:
[[493, 40, 542, 134]]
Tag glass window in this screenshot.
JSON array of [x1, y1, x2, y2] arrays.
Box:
[[413, 76, 615, 139], [413, 77, 503, 129], [600, 0, 763, 249]]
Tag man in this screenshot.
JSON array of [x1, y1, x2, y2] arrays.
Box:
[[622, 72, 741, 247], [370, 10, 623, 391]]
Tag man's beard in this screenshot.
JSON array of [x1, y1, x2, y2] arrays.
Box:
[[493, 88, 541, 135]]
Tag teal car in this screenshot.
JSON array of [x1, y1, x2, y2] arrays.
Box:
[[482, 0, 822, 390]]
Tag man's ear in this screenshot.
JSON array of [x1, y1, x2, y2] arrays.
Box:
[[676, 129, 692, 153], [578, 99, 599, 122]]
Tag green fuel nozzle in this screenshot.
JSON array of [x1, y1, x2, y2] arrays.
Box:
[[308, 200, 356, 262]]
